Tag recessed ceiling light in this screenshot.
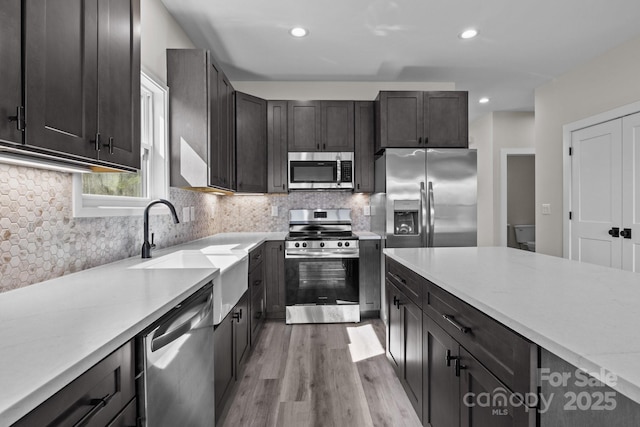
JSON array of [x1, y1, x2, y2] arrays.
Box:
[[290, 27, 308, 38], [479, 97, 490, 104], [459, 29, 478, 39]]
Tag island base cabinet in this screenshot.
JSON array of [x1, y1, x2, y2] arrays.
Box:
[[14, 341, 135, 427], [386, 280, 423, 421], [459, 347, 536, 427]]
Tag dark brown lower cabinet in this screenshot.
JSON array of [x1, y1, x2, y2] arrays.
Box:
[[265, 241, 285, 319], [386, 280, 423, 421], [14, 341, 136, 427], [214, 290, 250, 423], [423, 314, 459, 427], [249, 256, 266, 345]]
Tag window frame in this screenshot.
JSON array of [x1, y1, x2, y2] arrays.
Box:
[[72, 70, 170, 217]]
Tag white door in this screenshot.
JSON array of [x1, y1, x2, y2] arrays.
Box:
[[570, 119, 622, 268], [622, 112, 640, 272]]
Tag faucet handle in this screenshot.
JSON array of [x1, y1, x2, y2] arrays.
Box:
[[151, 233, 156, 249]]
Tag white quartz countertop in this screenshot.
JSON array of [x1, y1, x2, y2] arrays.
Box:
[[354, 231, 381, 240], [384, 247, 640, 405], [0, 232, 284, 427]]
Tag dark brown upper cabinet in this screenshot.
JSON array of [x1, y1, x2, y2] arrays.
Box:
[[287, 101, 321, 151], [235, 92, 267, 193], [167, 49, 235, 191], [376, 91, 468, 152], [0, 0, 23, 147], [288, 101, 355, 152], [354, 101, 375, 193], [322, 101, 355, 151], [20, 0, 140, 171], [267, 100, 288, 193]]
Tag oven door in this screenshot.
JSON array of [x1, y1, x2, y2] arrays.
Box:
[[284, 256, 360, 323]]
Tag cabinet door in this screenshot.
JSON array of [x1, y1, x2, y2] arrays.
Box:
[[423, 91, 468, 148], [96, 0, 140, 169], [459, 347, 533, 427], [322, 101, 354, 151], [378, 91, 423, 148], [359, 240, 381, 314], [167, 49, 210, 187], [423, 314, 459, 427], [212, 71, 235, 190], [354, 101, 375, 192], [0, 0, 23, 146], [265, 241, 286, 319], [214, 314, 234, 420], [234, 291, 250, 375], [403, 297, 423, 420], [386, 280, 403, 371], [267, 100, 288, 193], [24, 0, 98, 160], [249, 260, 265, 346], [208, 60, 221, 187], [236, 92, 267, 193], [287, 101, 321, 151]]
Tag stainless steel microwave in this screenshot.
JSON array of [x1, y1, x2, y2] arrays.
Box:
[[288, 152, 354, 190]]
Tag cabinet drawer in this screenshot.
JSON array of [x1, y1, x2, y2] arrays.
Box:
[[386, 257, 424, 309], [424, 282, 535, 396], [15, 340, 135, 427], [249, 243, 265, 271]]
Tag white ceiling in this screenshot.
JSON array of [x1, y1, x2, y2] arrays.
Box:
[[161, 0, 640, 121]]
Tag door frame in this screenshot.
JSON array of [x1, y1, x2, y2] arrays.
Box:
[[562, 99, 640, 259], [499, 148, 535, 247]]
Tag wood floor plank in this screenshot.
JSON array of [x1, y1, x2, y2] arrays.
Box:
[[220, 320, 422, 427]]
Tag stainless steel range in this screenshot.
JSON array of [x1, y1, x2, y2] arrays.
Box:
[[285, 209, 360, 324]]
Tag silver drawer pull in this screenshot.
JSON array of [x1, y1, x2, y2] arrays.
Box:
[[443, 314, 471, 334], [388, 272, 406, 284]]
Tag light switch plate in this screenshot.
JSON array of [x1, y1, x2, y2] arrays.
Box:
[[183, 206, 190, 222], [271, 206, 278, 217], [541, 204, 551, 215], [363, 205, 371, 216], [190, 206, 195, 220]]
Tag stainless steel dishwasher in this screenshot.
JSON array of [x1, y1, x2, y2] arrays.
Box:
[[138, 282, 215, 426]]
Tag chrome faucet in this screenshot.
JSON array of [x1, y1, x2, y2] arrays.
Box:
[[142, 199, 180, 258]]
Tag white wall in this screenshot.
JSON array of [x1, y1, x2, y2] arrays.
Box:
[[231, 81, 454, 100], [535, 34, 640, 257], [140, 0, 195, 83], [470, 111, 535, 246], [469, 114, 494, 246]]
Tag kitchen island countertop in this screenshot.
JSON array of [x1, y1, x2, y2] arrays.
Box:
[[0, 232, 285, 427], [384, 246, 640, 405]]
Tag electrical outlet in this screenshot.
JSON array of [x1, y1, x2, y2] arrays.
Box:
[[190, 206, 195, 221], [541, 204, 551, 215], [271, 206, 278, 217], [363, 205, 371, 216], [183, 206, 190, 222]]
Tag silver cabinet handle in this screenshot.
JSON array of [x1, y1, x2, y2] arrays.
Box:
[[442, 314, 470, 334], [72, 393, 113, 427]]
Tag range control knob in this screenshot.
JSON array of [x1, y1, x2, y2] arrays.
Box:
[[320, 242, 325, 248], [345, 242, 350, 247], [338, 242, 343, 247], [302, 242, 307, 248], [295, 243, 300, 248]]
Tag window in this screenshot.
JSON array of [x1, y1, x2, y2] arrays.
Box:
[[72, 71, 169, 217]]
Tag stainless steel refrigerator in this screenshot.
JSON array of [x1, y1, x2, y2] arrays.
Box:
[[371, 148, 477, 248]]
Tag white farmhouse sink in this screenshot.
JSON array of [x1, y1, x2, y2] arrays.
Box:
[[131, 250, 248, 325]]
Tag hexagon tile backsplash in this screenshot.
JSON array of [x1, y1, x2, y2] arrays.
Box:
[[0, 163, 371, 292]]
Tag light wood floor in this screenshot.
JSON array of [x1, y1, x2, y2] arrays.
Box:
[[218, 319, 422, 427]]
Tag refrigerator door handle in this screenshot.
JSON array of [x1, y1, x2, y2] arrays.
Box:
[[420, 181, 428, 247], [428, 181, 435, 247]]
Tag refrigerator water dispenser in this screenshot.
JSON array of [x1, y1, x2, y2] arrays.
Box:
[[394, 200, 419, 235]]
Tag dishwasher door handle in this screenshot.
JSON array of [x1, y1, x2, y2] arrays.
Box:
[[151, 294, 213, 352]]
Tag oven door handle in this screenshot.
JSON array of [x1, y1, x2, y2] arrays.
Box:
[[285, 250, 359, 259]]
